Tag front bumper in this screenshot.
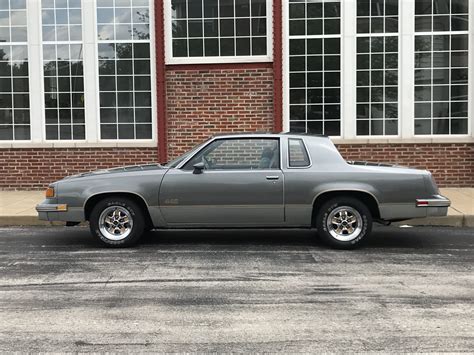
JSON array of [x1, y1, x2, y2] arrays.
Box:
[[416, 194, 451, 217], [36, 203, 68, 212], [36, 201, 84, 222]]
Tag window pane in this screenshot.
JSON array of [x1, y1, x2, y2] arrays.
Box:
[[173, 39, 187, 57], [252, 37, 266, 55], [187, 0, 202, 18], [416, 0, 432, 14]]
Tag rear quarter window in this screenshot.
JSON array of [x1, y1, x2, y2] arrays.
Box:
[[288, 138, 310, 168]]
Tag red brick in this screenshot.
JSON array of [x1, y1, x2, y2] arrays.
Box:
[[165, 67, 274, 159], [336, 143, 474, 187], [0, 148, 157, 189]]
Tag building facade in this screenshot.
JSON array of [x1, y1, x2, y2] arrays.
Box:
[[0, 0, 472, 189]]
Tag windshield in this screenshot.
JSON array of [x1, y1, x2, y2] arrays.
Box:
[[164, 139, 210, 168], [165, 153, 190, 168]]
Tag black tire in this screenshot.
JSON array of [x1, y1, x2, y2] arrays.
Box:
[[89, 197, 145, 247], [315, 197, 372, 250]]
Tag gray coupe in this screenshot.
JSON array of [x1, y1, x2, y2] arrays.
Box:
[[36, 133, 450, 249]]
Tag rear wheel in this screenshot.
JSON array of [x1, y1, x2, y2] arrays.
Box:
[[89, 197, 145, 247], [315, 197, 372, 249]]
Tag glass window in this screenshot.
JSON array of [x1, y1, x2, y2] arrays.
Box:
[[171, 0, 268, 58], [356, 0, 399, 136], [415, 0, 468, 32], [414, 0, 468, 135], [357, 0, 399, 34], [97, 0, 153, 140], [0, 0, 29, 141], [42, 0, 85, 140], [288, 0, 341, 136], [185, 138, 280, 170], [288, 138, 310, 167]]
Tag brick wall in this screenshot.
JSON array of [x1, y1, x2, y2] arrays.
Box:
[[0, 143, 472, 189], [337, 143, 474, 187], [0, 148, 157, 189], [165, 66, 274, 159]]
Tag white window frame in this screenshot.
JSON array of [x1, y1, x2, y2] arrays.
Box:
[[282, 0, 474, 144], [411, 3, 470, 138], [284, 0, 344, 139], [0, 0, 157, 148], [354, 2, 401, 138], [0, 0, 31, 144], [93, 0, 157, 144], [164, 0, 273, 64], [41, 0, 87, 142]]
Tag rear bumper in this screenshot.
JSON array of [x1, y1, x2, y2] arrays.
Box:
[[379, 194, 451, 220], [416, 194, 450, 217]]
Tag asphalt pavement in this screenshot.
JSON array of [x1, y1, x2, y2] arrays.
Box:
[[0, 226, 473, 352]]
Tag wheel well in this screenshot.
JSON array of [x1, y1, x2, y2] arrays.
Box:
[[84, 192, 153, 228], [312, 191, 380, 226]]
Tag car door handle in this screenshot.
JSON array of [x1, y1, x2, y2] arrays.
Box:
[[266, 175, 280, 180]]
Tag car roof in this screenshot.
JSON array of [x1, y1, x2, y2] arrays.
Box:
[[211, 132, 329, 140]]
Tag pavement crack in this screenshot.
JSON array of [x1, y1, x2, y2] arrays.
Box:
[[75, 340, 151, 347], [0, 277, 269, 289], [398, 281, 427, 296], [103, 275, 113, 288]]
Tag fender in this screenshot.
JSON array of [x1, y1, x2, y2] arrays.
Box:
[[58, 170, 168, 227], [311, 183, 381, 207]]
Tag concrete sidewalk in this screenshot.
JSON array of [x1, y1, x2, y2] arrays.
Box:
[[0, 189, 472, 227]]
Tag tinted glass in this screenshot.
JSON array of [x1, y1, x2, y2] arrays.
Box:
[[288, 138, 310, 167], [185, 138, 280, 170]]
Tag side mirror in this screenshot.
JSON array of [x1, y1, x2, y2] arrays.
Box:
[[193, 162, 205, 174]]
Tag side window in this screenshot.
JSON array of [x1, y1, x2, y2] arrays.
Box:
[[185, 138, 280, 170], [288, 138, 310, 167]]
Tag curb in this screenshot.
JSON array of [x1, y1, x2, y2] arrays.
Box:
[[0, 216, 64, 227], [393, 215, 473, 228], [0, 215, 472, 228]]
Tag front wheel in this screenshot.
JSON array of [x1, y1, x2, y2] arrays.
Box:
[[89, 197, 145, 247], [315, 197, 372, 249]]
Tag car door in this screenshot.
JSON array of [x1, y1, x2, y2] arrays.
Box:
[[159, 137, 284, 227]]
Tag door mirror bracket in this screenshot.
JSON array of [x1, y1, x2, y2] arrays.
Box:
[[193, 162, 205, 174]]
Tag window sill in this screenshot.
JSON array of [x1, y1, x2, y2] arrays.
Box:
[[332, 137, 474, 145], [0, 141, 158, 149], [165, 55, 273, 65]]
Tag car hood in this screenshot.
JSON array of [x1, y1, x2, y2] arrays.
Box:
[[62, 163, 167, 180]]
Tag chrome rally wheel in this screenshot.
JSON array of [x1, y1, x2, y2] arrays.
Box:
[[316, 197, 372, 249], [98, 206, 134, 241], [326, 206, 363, 242], [89, 197, 145, 247]]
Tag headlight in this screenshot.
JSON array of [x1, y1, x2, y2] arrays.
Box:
[[45, 187, 55, 198]]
